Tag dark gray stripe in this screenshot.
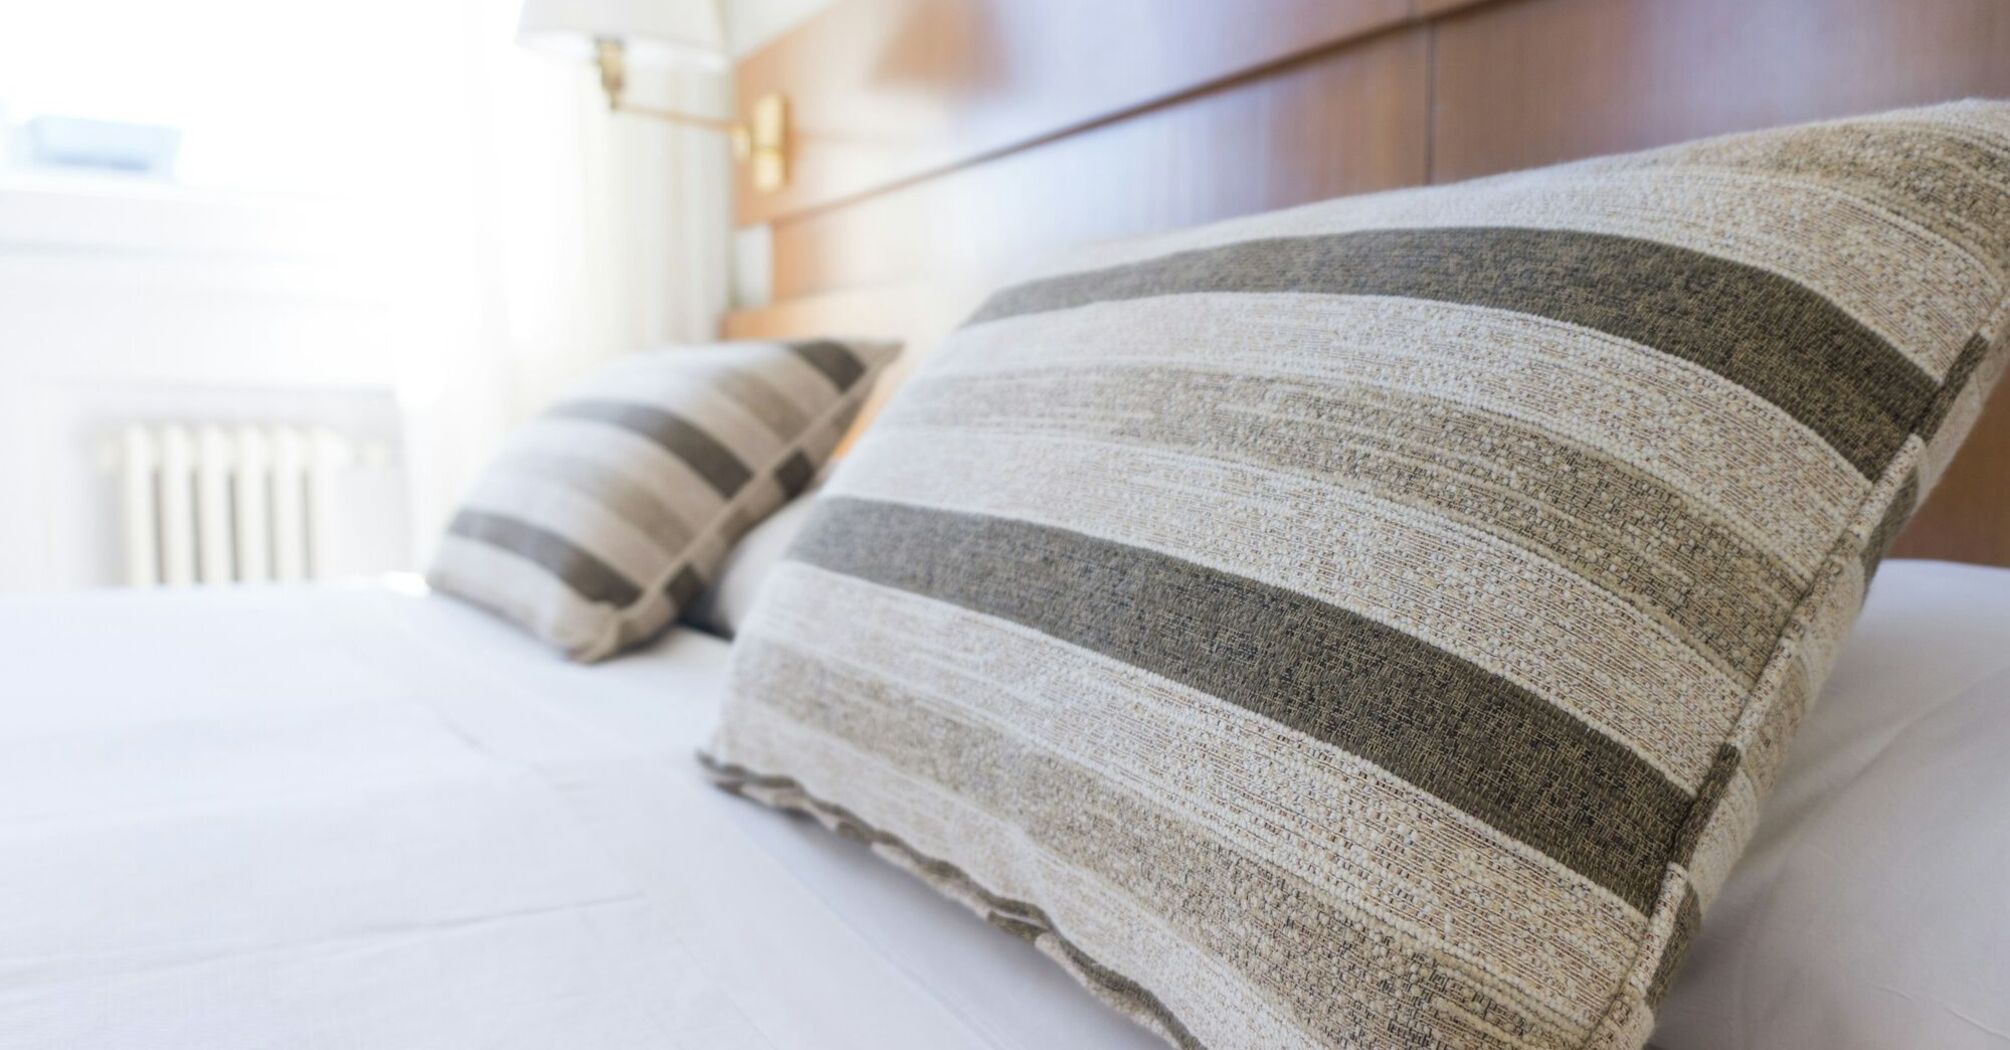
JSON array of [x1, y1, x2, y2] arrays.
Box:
[[549, 399, 752, 498], [890, 365, 1804, 679], [448, 509, 641, 607], [774, 450, 817, 499], [968, 227, 1934, 477], [1670, 745, 1741, 867], [789, 339, 867, 391], [1919, 332, 1994, 440], [664, 563, 707, 611], [790, 496, 1689, 911]]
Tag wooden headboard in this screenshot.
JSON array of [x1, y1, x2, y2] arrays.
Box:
[[723, 0, 2010, 566]]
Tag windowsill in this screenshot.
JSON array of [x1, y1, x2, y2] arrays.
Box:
[[0, 170, 462, 306], [0, 170, 390, 261]]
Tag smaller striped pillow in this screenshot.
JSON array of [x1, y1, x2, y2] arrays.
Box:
[[429, 338, 898, 660]]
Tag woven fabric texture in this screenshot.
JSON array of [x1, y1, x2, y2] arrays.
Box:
[[705, 102, 2010, 1048], [430, 338, 897, 661]]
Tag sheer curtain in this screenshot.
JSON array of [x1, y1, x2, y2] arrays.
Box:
[[0, 0, 732, 579], [415, 0, 734, 545]]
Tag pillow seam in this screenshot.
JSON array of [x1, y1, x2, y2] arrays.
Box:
[[594, 349, 889, 658], [1575, 294, 2010, 1048]]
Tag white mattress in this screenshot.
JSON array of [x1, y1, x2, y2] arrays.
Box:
[[1, 561, 2006, 1049]]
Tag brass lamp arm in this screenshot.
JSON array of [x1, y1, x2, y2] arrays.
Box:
[[591, 37, 787, 191], [610, 104, 737, 133]]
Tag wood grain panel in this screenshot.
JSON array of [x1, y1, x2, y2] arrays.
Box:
[[1895, 379, 2010, 567], [1430, 0, 2010, 182], [724, 279, 988, 455], [732, 0, 2009, 564], [768, 28, 1429, 300], [1413, 0, 1503, 14], [731, 0, 1415, 226]]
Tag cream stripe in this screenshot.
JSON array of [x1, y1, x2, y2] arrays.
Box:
[[1731, 442, 1915, 796], [507, 417, 727, 523], [579, 377, 786, 472], [461, 472, 673, 589], [1686, 768, 1759, 910], [1924, 326, 2009, 489], [1029, 165, 1994, 377], [764, 348, 868, 414], [714, 705, 1323, 1050], [427, 534, 615, 655], [619, 345, 850, 418], [829, 430, 1744, 787], [718, 679, 1582, 1049], [923, 293, 1862, 575], [889, 363, 1802, 674], [496, 446, 701, 555], [751, 561, 1647, 1027]]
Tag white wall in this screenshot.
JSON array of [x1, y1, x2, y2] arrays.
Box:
[[0, 175, 493, 592], [722, 0, 837, 57], [0, 0, 734, 594]]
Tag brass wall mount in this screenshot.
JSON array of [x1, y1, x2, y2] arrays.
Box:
[[594, 39, 790, 194]]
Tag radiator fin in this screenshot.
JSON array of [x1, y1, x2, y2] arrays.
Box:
[[117, 423, 351, 587]]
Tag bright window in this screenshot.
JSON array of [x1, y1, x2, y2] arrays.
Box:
[[0, 0, 500, 199]]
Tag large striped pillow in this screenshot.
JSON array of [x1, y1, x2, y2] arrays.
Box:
[[703, 101, 2010, 1049], [429, 338, 896, 661]]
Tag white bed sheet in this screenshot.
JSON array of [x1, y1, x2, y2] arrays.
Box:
[[2, 560, 2006, 1049], [1656, 559, 2010, 1050], [0, 580, 1157, 1050]]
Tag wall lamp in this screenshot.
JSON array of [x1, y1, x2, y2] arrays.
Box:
[[517, 0, 790, 193]]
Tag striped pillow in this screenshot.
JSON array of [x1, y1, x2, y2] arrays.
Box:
[[703, 101, 2010, 1049], [429, 338, 897, 661]]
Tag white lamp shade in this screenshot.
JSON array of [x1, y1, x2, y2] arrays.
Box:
[[518, 0, 725, 69]]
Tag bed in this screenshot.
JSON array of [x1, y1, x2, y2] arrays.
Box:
[[9, 3, 2008, 1047], [5, 557, 2007, 1049]]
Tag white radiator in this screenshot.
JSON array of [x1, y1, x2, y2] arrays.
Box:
[[116, 423, 364, 587]]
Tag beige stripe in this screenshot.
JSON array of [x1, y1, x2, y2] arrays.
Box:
[[799, 395, 866, 464], [922, 293, 1862, 575], [749, 561, 1648, 1025], [1588, 869, 1693, 1049], [892, 362, 1802, 675], [727, 640, 1594, 1048], [428, 534, 619, 655], [461, 471, 674, 590], [1889, 99, 2010, 140], [564, 369, 787, 470], [763, 345, 875, 413], [1730, 442, 1914, 799], [717, 660, 1587, 1049], [714, 706, 1328, 1050], [695, 361, 810, 438], [1686, 767, 1759, 911], [717, 345, 857, 420], [495, 446, 701, 555], [829, 430, 1745, 787], [1653, 111, 2010, 296], [1032, 164, 1994, 378], [506, 417, 727, 524], [607, 344, 845, 422], [1923, 324, 2009, 489]]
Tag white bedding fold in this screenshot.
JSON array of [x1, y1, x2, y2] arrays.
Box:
[[1, 564, 2004, 1050]]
